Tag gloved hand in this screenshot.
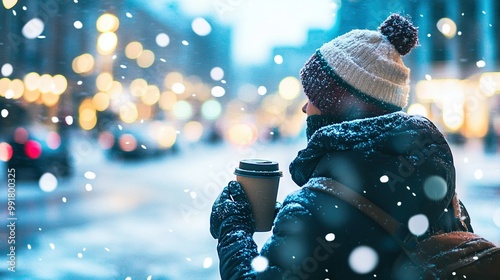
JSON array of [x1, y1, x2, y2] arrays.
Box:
[[210, 181, 255, 239]]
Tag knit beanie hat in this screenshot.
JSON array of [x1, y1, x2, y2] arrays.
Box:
[[300, 14, 419, 116]]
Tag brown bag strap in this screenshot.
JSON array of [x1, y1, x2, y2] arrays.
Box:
[[304, 178, 416, 249], [304, 178, 500, 277]]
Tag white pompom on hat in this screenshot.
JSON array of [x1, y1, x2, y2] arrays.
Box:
[[300, 14, 419, 116]]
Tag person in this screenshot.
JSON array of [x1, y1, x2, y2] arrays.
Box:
[[210, 13, 473, 279]]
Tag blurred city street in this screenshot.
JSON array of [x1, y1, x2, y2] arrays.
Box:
[[0, 133, 499, 280], [0, 132, 301, 280]]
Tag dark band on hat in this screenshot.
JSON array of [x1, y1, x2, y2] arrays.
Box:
[[314, 49, 402, 112]]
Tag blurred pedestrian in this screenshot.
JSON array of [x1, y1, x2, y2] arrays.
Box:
[[210, 13, 473, 279]]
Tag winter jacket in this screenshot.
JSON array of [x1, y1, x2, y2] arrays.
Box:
[[216, 112, 472, 280]]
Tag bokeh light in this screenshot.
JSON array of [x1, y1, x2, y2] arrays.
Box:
[[137, 49, 155, 68], [156, 33, 170, 47], [279, 76, 301, 100], [3, 0, 18, 9], [172, 82, 186, 94], [379, 175, 389, 183], [274, 55, 283, 64], [38, 74, 53, 93], [173, 100, 193, 120], [79, 98, 97, 130], [8, 79, 24, 99], [125, 41, 143, 59], [192, 17, 212, 36], [41, 92, 60, 107], [408, 214, 429, 236], [119, 102, 139, 123], [39, 173, 58, 192], [96, 72, 113, 92], [118, 134, 137, 152], [108, 81, 123, 99], [23, 89, 40, 103], [201, 99, 222, 120], [325, 233, 336, 241], [203, 257, 213, 269], [130, 78, 148, 97], [46, 132, 61, 150], [98, 131, 114, 149], [73, 20, 83, 29], [1, 63, 13, 76], [348, 246, 379, 274], [0, 78, 9, 97], [251, 256, 269, 273], [210, 67, 224, 81], [96, 13, 119, 32], [22, 18, 44, 39], [52, 74, 68, 94], [72, 53, 95, 74], [441, 83, 465, 132], [258, 86, 267, 96], [423, 176, 448, 201], [93, 92, 110, 111], [141, 85, 160, 105], [24, 140, 42, 159], [164, 72, 184, 88], [97, 32, 118, 55], [211, 86, 225, 97], [437, 18, 457, 39], [24, 72, 40, 91], [14, 127, 28, 144], [183, 121, 204, 142], [226, 123, 258, 146], [476, 60, 486, 68], [155, 124, 177, 148], [479, 72, 500, 96], [0, 142, 13, 162], [159, 90, 177, 111], [407, 103, 428, 117]]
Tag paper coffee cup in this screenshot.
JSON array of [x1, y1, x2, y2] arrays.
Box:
[[234, 159, 283, 232]]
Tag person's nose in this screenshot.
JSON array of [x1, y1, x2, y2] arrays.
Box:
[[301, 102, 307, 114]]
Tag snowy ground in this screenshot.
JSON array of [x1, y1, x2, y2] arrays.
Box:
[[0, 136, 499, 280]]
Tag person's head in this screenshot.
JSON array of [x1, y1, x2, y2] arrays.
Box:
[[300, 13, 419, 120]]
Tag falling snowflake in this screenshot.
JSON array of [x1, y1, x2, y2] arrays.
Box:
[[408, 214, 429, 236], [251, 256, 269, 272], [349, 246, 378, 274], [84, 171, 96, 179], [203, 257, 213, 269]]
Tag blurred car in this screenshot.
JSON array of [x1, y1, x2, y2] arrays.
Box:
[[102, 121, 178, 159], [4, 124, 72, 180]]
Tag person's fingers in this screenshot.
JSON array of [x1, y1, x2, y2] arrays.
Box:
[[228, 181, 247, 201], [213, 185, 231, 205]]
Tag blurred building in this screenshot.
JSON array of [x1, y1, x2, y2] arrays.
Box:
[[0, 0, 232, 148], [1, 0, 500, 150], [234, 0, 500, 149]]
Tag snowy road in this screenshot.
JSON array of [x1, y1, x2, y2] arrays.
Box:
[[0, 137, 499, 279]]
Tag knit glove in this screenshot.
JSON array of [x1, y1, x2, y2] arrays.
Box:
[[210, 181, 255, 239]]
